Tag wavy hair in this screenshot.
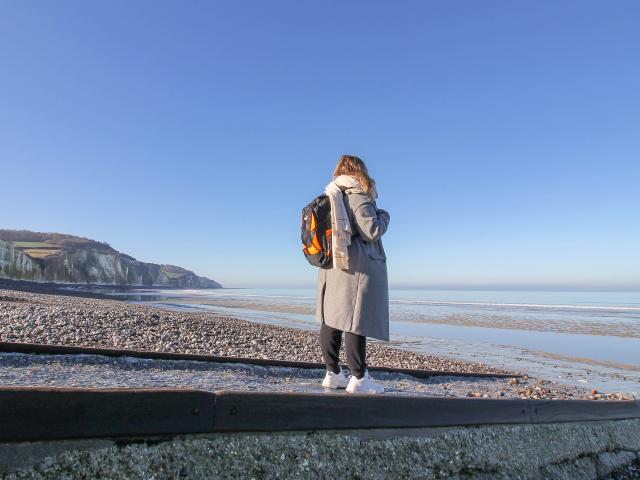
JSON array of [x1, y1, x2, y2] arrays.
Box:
[[332, 154, 377, 198]]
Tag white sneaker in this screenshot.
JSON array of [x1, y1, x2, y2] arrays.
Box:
[[322, 368, 349, 389], [346, 370, 385, 394]]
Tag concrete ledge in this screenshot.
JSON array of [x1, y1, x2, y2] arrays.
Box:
[[1, 420, 639, 479]]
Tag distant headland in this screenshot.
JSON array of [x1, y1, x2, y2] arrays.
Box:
[[0, 229, 221, 289]]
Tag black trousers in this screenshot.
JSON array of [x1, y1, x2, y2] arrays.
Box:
[[320, 322, 367, 379]]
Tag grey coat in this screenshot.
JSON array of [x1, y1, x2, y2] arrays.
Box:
[[315, 187, 391, 341]]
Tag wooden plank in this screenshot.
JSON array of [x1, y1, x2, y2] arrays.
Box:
[[0, 387, 637, 442], [0, 341, 518, 378], [212, 391, 532, 431], [531, 399, 640, 423], [0, 387, 216, 442]]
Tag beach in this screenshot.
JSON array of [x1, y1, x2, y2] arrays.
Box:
[[2, 286, 640, 479], [0, 287, 635, 401], [99, 286, 638, 396]]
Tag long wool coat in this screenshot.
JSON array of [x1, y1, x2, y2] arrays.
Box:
[[315, 186, 391, 341]]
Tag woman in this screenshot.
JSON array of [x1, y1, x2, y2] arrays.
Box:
[[316, 154, 390, 394]]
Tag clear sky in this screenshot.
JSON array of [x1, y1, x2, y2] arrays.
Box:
[[1, 1, 639, 290]]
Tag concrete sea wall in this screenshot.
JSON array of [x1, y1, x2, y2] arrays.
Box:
[[1, 419, 639, 479]]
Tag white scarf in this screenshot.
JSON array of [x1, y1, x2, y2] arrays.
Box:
[[324, 175, 362, 270]]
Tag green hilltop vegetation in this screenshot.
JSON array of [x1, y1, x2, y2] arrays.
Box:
[[0, 230, 115, 258]]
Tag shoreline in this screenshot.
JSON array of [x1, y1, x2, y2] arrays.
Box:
[[0, 278, 219, 298], [0, 286, 634, 401]]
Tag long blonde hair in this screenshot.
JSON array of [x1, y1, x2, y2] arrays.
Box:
[[332, 154, 377, 198]]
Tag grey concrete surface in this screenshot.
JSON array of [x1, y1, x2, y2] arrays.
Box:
[[1, 419, 639, 479]]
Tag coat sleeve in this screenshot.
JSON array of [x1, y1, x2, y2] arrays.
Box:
[[353, 201, 390, 242]]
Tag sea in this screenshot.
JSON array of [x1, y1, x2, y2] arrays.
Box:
[[92, 287, 640, 396]]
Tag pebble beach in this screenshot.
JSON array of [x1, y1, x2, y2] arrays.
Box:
[[0, 287, 635, 401]]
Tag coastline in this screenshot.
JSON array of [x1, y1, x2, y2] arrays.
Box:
[[0, 285, 634, 401]]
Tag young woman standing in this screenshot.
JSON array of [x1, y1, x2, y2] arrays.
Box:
[[316, 155, 390, 394]]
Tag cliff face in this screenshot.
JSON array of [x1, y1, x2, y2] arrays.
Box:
[[0, 240, 43, 282], [0, 233, 221, 288]]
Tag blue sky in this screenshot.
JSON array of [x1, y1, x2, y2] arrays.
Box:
[[1, 1, 639, 289]]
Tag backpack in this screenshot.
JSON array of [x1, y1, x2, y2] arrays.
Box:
[[301, 194, 333, 267]]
